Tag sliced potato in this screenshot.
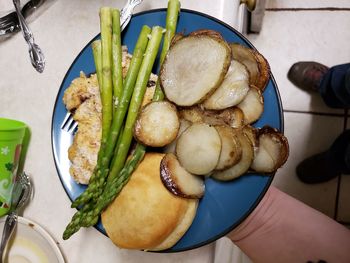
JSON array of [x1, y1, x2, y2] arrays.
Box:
[[176, 123, 221, 175], [179, 106, 244, 128], [203, 60, 250, 110], [160, 31, 232, 106], [178, 106, 205, 123], [215, 107, 244, 128], [134, 101, 180, 147], [242, 125, 259, 150], [231, 43, 260, 86], [237, 85, 264, 124], [255, 52, 270, 92], [214, 126, 242, 170], [163, 119, 191, 154], [212, 132, 254, 181], [160, 153, 205, 199], [231, 43, 270, 91], [250, 126, 289, 173]]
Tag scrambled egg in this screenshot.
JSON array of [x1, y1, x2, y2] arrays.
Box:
[[63, 46, 157, 184]]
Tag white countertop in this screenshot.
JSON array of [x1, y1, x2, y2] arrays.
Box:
[[0, 0, 246, 262]]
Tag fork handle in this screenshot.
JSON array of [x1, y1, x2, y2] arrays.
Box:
[[120, 0, 143, 31], [0, 212, 18, 262]]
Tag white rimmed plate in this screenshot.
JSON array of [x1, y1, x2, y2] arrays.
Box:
[[0, 216, 65, 263]]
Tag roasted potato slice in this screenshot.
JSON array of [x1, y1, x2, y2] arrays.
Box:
[[237, 85, 264, 124], [164, 119, 191, 154], [179, 106, 244, 128], [255, 52, 270, 92], [242, 125, 259, 149], [214, 126, 242, 170], [160, 153, 205, 199], [216, 107, 244, 128], [231, 43, 260, 86], [134, 101, 180, 147], [212, 131, 254, 181], [203, 60, 250, 110], [250, 126, 289, 173], [160, 31, 232, 106], [178, 106, 205, 123], [231, 43, 270, 91], [176, 123, 222, 175]]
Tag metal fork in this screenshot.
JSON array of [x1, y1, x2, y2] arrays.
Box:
[[61, 0, 143, 134]]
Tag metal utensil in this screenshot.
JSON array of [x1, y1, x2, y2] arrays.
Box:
[[12, 0, 45, 73], [0, 172, 31, 262], [60, 0, 143, 134]]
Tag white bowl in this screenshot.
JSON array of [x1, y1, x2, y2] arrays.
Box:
[[0, 216, 65, 263]]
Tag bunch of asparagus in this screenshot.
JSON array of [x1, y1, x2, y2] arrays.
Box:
[[63, 0, 180, 240]]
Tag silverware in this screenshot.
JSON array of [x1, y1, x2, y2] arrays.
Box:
[[61, 0, 143, 134], [0, 0, 47, 37], [0, 172, 31, 262], [13, 0, 45, 73]]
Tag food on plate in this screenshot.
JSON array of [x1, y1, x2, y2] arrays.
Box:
[[230, 43, 270, 91], [62, 48, 157, 184], [164, 119, 191, 154], [242, 125, 259, 155], [212, 130, 254, 181], [214, 125, 242, 170], [254, 52, 270, 92], [179, 106, 244, 128], [134, 101, 180, 147], [62, 0, 290, 249], [250, 126, 289, 173], [160, 30, 231, 106], [237, 85, 264, 124], [202, 60, 250, 110], [63, 73, 101, 184], [101, 153, 198, 251], [160, 153, 205, 199], [176, 123, 222, 175], [63, 1, 183, 241]]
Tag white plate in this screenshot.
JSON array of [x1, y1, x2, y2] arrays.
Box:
[[0, 216, 65, 263]]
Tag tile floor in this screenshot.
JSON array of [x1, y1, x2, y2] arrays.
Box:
[[246, 0, 350, 225]]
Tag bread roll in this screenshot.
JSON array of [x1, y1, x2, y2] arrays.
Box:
[[101, 153, 198, 250]]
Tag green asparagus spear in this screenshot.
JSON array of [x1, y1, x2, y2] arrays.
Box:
[[92, 40, 103, 88], [71, 26, 151, 208], [82, 144, 146, 227], [100, 7, 113, 148], [65, 1, 179, 239], [63, 201, 95, 240], [111, 9, 123, 110], [107, 26, 164, 182], [152, 0, 180, 101], [64, 145, 146, 237]]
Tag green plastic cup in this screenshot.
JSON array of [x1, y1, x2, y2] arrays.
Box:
[[0, 118, 27, 216]]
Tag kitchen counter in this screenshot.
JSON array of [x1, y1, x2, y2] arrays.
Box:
[[0, 0, 246, 262]]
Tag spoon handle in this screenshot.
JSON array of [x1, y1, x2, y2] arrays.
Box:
[[13, 0, 33, 42], [13, 0, 45, 73], [0, 212, 18, 262]]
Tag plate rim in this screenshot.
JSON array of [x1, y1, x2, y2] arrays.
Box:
[[0, 216, 65, 262], [51, 8, 284, 253]]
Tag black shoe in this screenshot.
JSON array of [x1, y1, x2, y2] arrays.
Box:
[[297, 130, 350, 184], [288, 61, 329, 92], [296, 151, 341, 184]]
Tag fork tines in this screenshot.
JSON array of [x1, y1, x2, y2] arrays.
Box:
[[61, 112, 78, 133]]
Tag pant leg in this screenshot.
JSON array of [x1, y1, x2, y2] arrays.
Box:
[[329, 129, 350, 174], [319, 63, 350, 108]]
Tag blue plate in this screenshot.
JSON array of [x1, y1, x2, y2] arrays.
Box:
[[51, 9, 283, 252]]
